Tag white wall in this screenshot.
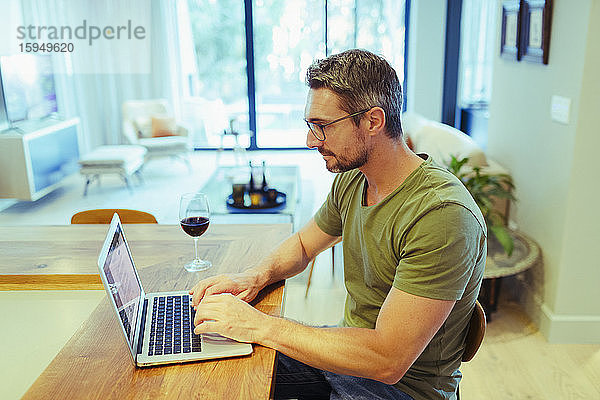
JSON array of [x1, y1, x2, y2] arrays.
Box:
[[552, 0, 600, 340], [406, 0, 447, 121], [487, 0, 600, 342]]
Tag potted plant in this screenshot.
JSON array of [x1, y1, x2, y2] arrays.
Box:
[[446, 156, 516, 256]]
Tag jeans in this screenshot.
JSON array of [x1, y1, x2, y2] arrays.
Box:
[[274, 353, 414, 400]]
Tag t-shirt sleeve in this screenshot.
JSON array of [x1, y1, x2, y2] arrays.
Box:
[[313, 175, 343, 237], [393, 203, 484, 301]]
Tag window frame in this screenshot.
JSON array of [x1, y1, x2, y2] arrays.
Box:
[[196, 0, 410, 151]]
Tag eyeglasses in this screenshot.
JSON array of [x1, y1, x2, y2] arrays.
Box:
[[304, 108, 372, 141]]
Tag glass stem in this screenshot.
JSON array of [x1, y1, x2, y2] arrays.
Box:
[[193, 237, 199, 262]]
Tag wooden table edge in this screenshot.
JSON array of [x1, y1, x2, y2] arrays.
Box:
[[0, 274, 102, 291]]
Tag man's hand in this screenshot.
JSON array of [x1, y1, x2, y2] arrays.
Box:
[[188, 220, 339, 308], [189, 271, 263, 307], [193, 293, 269, 343]]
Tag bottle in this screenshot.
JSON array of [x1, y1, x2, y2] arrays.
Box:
[[261, 161, 268, 192], [248, 161, 261, 206], [248, 161, 255, 192]]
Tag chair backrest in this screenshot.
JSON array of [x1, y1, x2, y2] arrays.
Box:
[[71, 209, 158, 224], [122, 99, 170, 144], [462, 300, 486, 362]]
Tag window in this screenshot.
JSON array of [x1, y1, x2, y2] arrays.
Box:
[[253, 0, 325, 148], [459, 0, 496, 108], [328, 0, 406, 84], [185, 0, 407, 149], [457, 0, 497, 149], [185, 0, 249, 148]]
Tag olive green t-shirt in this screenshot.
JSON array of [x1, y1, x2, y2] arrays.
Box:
[[314, 155, 487, 400]]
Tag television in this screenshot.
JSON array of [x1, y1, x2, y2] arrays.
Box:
[[0, 54, 58, 125]]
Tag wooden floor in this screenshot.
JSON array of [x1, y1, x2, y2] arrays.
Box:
[[284, 258, 600, 400], [460, 300, 600, 399]]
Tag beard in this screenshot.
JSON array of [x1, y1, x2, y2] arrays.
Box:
[[319, 131, 370, 173]]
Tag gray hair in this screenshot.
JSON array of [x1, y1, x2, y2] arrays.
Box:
[[306, 49, 403, 139]]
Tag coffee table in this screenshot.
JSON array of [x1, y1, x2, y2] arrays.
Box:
[[479, 229, 541, 320], [200, 165, 301, 229]]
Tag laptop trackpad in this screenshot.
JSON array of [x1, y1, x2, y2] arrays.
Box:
[[203, 333, 244, 346], [202, 333, 253, 355]]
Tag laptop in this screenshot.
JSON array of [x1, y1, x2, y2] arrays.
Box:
[[97, 213, 253, 367]]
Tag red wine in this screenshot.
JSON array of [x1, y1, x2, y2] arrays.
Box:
[[180, 217, 210, 237]]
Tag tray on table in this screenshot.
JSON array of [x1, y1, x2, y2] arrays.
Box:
[[226, 190, 286, 213]]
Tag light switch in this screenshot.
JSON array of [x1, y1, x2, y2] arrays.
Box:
[[551, 95, 571, 124]]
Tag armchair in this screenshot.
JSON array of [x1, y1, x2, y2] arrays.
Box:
[[122, 99, 191, 171], [402, 112, 512, 222]]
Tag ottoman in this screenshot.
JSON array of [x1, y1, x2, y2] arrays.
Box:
[[79, 145, 147, 195]]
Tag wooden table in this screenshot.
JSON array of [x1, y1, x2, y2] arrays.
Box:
[[0, 224, 290, 399]]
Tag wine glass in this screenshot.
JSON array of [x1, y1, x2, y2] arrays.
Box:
[[179, 193, 212, 272]]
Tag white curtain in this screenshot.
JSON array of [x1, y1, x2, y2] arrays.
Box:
[[459, 0, 497, 107], [19, 0, 190, 152]]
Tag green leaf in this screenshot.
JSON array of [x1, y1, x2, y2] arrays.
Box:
[[448, 155, 469, 175], [479, 196, 494, 211], [488, 211, 505, 227], [490, 225, 514, 257], [486, 188, 516, 200], [445, 155, 517, 256]]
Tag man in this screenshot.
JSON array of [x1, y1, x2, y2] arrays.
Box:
[[190, 49, 486, 400]]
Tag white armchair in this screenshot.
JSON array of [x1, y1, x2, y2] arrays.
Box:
[[402, 111, 512, 222], [122, 99, 191, 171], [402, 112, 509, 176]]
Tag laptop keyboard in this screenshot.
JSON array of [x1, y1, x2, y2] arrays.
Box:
[[148, 295, 201, 356]]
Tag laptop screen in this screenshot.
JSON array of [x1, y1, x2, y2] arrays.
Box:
[[101, 223, 143, 349]]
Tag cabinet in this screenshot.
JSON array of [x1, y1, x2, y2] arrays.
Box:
[[0, 118, 80, 201]]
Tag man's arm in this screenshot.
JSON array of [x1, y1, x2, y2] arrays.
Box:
[[193, 286, 455, 384], [190, 218, 339, 305], [250, 218, 340, 287]]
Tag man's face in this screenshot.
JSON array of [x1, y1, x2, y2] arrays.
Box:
[[304, 88, 370, 173]]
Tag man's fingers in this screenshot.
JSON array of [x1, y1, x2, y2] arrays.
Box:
[[190, 273, 252, 306], [235, 290, 247, 299], [236, 289, 253, 301], [193, 304, 224, 326], [194, 312, 212, 327], [193, 321, 220, 335], [204, 283, 239, 298], [191, 286, 207, 306], [190, 284, 203, 298], [190, 278, 220, 305], [203, 285, 221, 298]]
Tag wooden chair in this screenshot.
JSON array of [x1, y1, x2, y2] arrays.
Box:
[[304, 250, 332, 298], [71, 209, 158, 224], [457, 300, 486, 399], [305, 239, 342, 297]]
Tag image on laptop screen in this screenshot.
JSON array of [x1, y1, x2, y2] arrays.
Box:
[[102, 225, 143, 347]]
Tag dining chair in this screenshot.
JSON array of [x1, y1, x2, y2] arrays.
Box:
[[71, 209, 158, 224], [305, 239, 342, 297], [457, 300, 486, 399]]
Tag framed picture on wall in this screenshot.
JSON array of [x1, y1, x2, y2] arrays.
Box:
[[500, 1, 521, 60], [520, 0, 553, 64]]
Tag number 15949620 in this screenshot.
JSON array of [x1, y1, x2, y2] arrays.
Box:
[[19, 42, 74, 52]]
